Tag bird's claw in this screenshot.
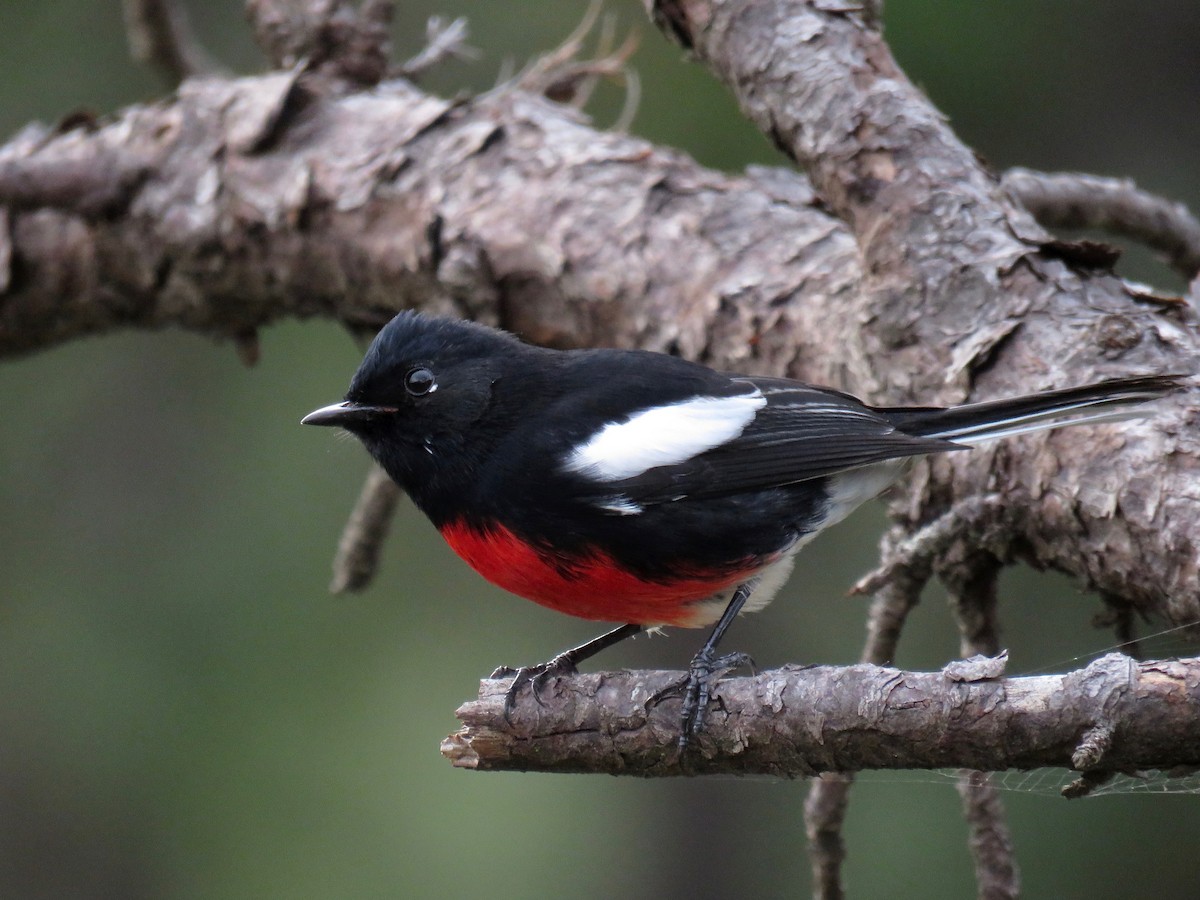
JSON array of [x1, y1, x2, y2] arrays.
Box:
[[491, 654, 580, 722], [647, 649, 755, 751]]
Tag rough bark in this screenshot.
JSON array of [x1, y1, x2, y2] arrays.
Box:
[[3, 1, 1194, 635], [6, 6, 1200, 896], [1002, 168, 1200, 279], [0, 71, 856, 368], [1, 0, 1198, 781], [647, 0, 1200, 627], [442, 653, 1200, 779]]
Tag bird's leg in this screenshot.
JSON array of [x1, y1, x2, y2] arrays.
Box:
[[652, 579, 758, 750], [492, 622, 643, 717]]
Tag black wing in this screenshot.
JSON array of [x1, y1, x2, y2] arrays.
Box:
[[608, 376, 963, 506]]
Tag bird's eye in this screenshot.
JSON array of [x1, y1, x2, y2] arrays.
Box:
[[404, 366, 437, 396]]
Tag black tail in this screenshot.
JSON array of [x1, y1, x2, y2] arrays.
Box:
[[883, 375, 1184, 445]]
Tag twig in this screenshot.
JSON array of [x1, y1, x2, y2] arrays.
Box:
[[804, 772, 851, 900], [1003, 168, 1200, 279], [515, 0, 604, 92], [957, 770, 1021, 900], [512, 0, 641, 122], [849, 495, 1010, 598], [941, 550, 1020, 899], [330, 464, 401, 594], [246, 0, 393, 85], [805, 524, 932, 899], [942, 550, 1004, 659], [122, 0, 221, 84], [397, 17, 479, 79]]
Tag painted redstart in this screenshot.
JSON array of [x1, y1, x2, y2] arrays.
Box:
[[303, 311, 1180, 745]]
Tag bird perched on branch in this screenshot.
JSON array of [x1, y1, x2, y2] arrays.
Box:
[[304, 311, 1181, 747]]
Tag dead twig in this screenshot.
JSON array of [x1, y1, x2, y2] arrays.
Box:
[[941, 549, 1020, 899], [122, 0, 221, 84], [330, 464, 401, 594], [508, 0, 642, 129], [1004, 168, 1200, 279], [397, 16, 479, 79], [805, 523, 934, 899]]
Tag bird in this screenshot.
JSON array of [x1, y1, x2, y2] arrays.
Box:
[[303, 311, 1181, 746]]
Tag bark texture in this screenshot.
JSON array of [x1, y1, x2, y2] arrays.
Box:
[[6, 5, 1200, 895], [0, 72, 855, 368], [443, 654, 1200, 778], [2, 0, 1193, 635], [649, 0, 1200, 627]]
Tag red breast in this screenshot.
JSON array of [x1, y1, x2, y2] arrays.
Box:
[[439, 520, 763, 627]]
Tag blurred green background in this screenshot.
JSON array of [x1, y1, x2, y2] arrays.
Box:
[[2, 2, 1199, 898]]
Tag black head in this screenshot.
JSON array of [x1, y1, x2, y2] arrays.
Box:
[[303, 311, 537, 490]]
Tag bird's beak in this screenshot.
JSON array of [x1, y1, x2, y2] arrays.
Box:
[[301, 401, 398, 427]]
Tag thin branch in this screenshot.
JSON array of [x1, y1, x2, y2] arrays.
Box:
[[396, 16, 479, 79], [330, 464, 401, 593], [805, 525, 932, 899], [803, 772, 851, 900], [957, 770, 1021, 900], [515, 0, 604, 94], [849, 495, 1007, 599], [442, 654, 1200, 776], [513, 0, 642, 119], [942, 551, 1004, 659], [942, 551, 1020, 899], [246, 0, 394, 85], [122, 0, 221, 84], [1003, 168, 1200, 279]]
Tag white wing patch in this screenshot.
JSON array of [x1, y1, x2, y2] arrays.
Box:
[[565, 392, 766, 482], [594, 495, 644, 515]]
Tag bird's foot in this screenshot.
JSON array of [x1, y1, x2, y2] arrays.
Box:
[[649, 648, 755, 751], [490, 653, 580, 721]]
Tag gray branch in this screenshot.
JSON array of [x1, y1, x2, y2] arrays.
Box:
[[122, 0, 222, 84], [645, 0, 1200, 634], [1004, 168, 1200, 279], [442, 654, 1200, 781]]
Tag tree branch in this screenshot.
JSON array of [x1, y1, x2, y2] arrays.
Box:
[[122, 0, 222, 84], [957, 769, 1021, 900], [330, 463, 400, 593], [442, 654, 1200, 778], [0, 73, 854, 366], [246, 0, 394, 85], [645, 0, 1200, 634], [942, 550, 1020, 898], [804, 771, 851, 900], [804, 520, 934, 898], [1003, 168, 1200, 280]]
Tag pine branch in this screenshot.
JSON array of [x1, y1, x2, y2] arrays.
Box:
[[442, 654, 1200, 781]]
